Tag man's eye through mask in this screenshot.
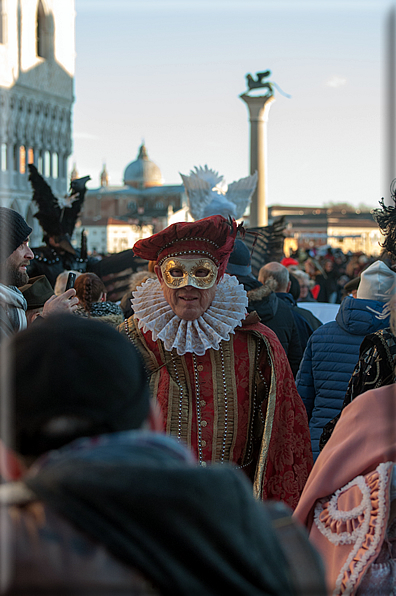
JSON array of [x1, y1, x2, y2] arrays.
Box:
[[161, 257, 218, 289]]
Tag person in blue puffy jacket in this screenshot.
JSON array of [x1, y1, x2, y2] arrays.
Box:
[[296, 260, 396, 460]]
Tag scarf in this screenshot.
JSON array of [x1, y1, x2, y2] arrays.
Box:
[[0, 283, 27, 335], [75, 301, 123, 317], [132, 274, 248, 356]]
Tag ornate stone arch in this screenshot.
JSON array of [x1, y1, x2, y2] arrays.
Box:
[[36, 0, 53, 59], [16, 96, 27, 143]]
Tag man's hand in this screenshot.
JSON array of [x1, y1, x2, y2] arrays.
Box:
[[42, 289, 79, 317]]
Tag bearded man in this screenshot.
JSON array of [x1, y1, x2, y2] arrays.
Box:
[[121, 215, 312, 508], [0, 207, 79, 342]]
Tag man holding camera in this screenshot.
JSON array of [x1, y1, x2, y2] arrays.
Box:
[[0, 207, 79, 342]]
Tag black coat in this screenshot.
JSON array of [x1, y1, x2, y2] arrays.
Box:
[[276, 292, 322, 353], [228, 273, 262, 292], [247, 283, 303, 377]]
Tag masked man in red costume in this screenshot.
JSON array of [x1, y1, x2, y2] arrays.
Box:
[[121, 215, 312, 508]]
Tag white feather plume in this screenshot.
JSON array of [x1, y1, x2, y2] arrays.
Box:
[[180, 166, 257, 221]]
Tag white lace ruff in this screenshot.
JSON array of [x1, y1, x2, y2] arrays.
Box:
[[132, 274, 248, 356]]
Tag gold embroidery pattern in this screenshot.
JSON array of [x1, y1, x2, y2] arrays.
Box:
[[159, 346, 193, 448], [210, 342, 237, 463], [253, 335, 276, 500]]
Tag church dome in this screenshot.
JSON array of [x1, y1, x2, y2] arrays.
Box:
[[124, 144, 163, 188]]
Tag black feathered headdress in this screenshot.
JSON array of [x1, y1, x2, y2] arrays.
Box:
[[372, 179, 396, 260], [28, 164, 90, 244]]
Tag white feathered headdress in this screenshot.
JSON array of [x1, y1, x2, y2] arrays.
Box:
[[180, 165, 257, 221]]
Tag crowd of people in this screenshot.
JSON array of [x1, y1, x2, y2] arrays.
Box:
[[1, 200, 396, 595]]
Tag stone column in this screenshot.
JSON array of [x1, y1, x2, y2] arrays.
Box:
[[386, 7, 396, 201], [240, 93, 275, 227]]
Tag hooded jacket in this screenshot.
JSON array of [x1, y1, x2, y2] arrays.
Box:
[[296, 295, 390, 460]]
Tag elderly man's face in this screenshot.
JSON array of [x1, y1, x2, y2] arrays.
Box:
[[298, 280, 310, 299], [5, 240, 34, 286], [155, 257, 218, 321]]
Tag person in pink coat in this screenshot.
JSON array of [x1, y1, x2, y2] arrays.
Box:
[[294, 383, 396, 595]]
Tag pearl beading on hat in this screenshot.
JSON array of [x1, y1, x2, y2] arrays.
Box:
[[158, 250, 219, 266], [160, 237, 220, 252]]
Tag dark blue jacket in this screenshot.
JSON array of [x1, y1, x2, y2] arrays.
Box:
[[296, 296, 390, 460]]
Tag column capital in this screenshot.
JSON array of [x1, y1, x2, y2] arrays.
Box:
[[239, 93, 275, 121]]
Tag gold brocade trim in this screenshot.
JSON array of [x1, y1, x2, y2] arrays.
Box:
[[122, 318, 159, 375], [122, 318, 194, 445], [159, 346, 193, 448], [210, 341, 237, 463], [227, 339, 239, 463], [181, 356, 194, 447], [161, 346, 177, 437], [253, 335, 277, 500], [123, 318, 162, 398], [210, 348, 220, 462], [241, 334, 259, 464]]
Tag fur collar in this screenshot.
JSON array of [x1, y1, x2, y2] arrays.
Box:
[[247, 278, 277, 302]]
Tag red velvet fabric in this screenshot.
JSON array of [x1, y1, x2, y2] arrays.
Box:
[[242, 320, 313, 509], [141, 320, 312, 509]]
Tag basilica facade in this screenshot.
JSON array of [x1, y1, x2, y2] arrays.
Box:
[[78, 144, 186, 254], [0, 0, 74, 244]]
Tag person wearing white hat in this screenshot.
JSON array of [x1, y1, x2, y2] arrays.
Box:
[[320, 261, 396, 448], [296, 260, 396, 460], [356, 259, 396, 302]]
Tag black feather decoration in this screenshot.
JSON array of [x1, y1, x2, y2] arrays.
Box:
[[240, 217, 286, 277], [80, 228, 88, 261], [372, 179, 396, 259], [28, 164, 90, 239], [28, 164, 63, 237]]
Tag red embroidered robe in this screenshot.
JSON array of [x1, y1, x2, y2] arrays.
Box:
[[122, 313, 312, 509]]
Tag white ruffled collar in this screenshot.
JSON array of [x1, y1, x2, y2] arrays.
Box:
[[132, 275, 248, 356]]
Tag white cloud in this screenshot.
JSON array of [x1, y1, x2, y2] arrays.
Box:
[[326, 76, 347, 88]]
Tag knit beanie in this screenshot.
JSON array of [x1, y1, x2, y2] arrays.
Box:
[[356, 260, 396, 302], [8, 315, 151, 456], [0, 207, 32, 259], [226, 239, 254, 277]]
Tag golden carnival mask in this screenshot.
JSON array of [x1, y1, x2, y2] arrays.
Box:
[[161, 257, 218, 289]]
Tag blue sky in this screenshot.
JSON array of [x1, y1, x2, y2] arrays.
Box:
[[71, 0, 394, 208]]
